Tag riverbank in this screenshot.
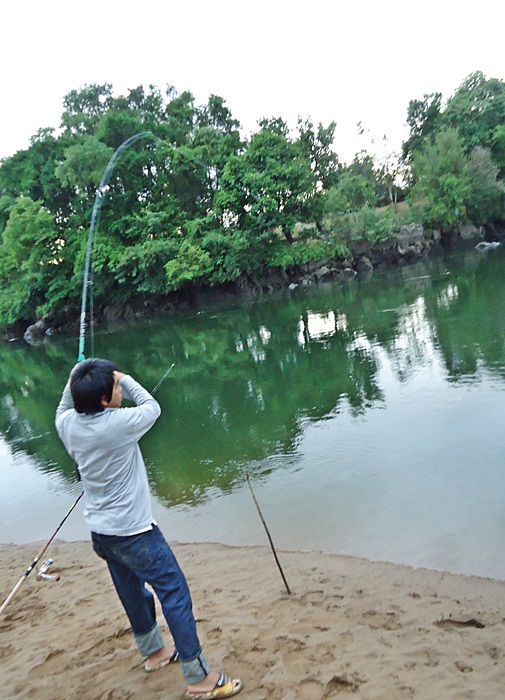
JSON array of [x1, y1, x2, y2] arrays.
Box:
[[1, 540, 505, 699], [10, 222, 505, 343]]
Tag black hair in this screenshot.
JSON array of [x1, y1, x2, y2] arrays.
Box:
[[70, 358, 119, 414]]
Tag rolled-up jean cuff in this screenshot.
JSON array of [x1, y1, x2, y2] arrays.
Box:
[[181, 653, 210, 685], [134, 623, 164, 657]]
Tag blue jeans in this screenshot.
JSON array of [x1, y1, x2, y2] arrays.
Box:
[[91, 525, 210, 684]]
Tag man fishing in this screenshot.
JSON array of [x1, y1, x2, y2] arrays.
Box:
[[55, 358, 242, 699]]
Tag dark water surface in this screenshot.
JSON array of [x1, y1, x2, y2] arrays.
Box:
[[1, 247, 505, 578]]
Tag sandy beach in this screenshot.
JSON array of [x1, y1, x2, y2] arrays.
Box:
[[1, 539, 505, 699]]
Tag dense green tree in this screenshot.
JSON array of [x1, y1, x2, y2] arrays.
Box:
[[408, 125, 504, 232], [60, 83, 114, 137], [297, 118, 340, 231], [0, 130, 73, 222], [199, 94, 240, 135], [297, 118, 340, 190], [403, 73, 505, 170], [492, 125, 505, 177], [217, 118, 317, 245], [163, 88, 197, 146], [324, 171, 377, 215], [347, 150, 376, 180], [120, 84, 166, 128], [336, 150, 398, 208], [0, 196, 65, 323], [0, 193, 15, 232], [442, 71, 505, 153], [194, 94, 243, 191], [409, 128, 471, 231], [95, 109, 145, 150]]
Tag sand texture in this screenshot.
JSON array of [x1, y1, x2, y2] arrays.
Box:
[[1, 540, 505, 699]]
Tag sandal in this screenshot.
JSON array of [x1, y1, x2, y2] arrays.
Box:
[[185, 672, 242, 699], [144, 649, 179, 672]]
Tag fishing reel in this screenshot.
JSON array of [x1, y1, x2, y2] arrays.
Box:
[[36, 558, 60, 582]]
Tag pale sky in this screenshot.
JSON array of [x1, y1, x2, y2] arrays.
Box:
[[2, 1, 504, 165]]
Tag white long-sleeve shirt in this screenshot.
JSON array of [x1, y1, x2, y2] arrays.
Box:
[[55, 375, 161, 535]]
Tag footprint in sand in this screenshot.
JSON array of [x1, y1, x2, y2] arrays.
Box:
[[205, 626, 222, 641], [322, 673, 364, 697], [455, 660, 473, 673], [100, 688, 134, 699], [27, 648, 66, 678]]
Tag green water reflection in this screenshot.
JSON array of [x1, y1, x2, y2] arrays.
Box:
[[1, 246, 505, 554]]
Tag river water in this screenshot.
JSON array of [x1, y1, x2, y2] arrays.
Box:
[[1, 247, 505, 579]]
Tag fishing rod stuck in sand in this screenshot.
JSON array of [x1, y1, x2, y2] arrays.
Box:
[[244, 470, 291, 595]]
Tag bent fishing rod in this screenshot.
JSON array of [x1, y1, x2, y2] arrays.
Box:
[[0, 133, 167, 617], [78, 131, 154, 361], [77, 132, 212, 360]]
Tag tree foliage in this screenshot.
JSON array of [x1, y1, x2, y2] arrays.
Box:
[[0, 197, 63, 323], [442, 72, 505, 153], [217, 118, 318, 246], [0, 73, 504, 332], [401, 71, 505, 234], [0, 84, 340, 328], [409, 129, 504, 232], [324, 172, 376, 215], [403, 72, 505, 177]]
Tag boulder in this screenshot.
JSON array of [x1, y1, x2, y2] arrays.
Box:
[[23, 319, 47, 341], [314, 266, 333, 281], [356, 256, 373, 272], [459, 224, 484, 241], [339, 268, 357, 281], [397, 223, 425, 256]]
